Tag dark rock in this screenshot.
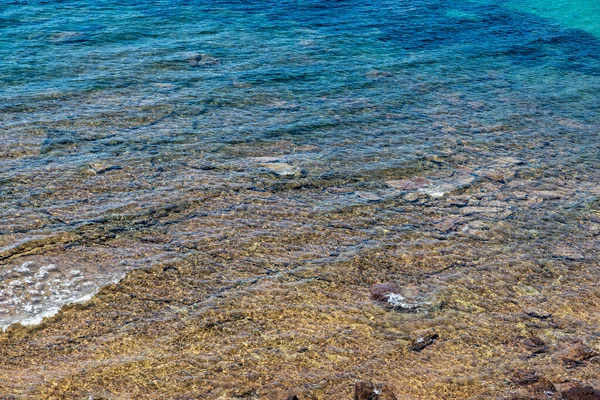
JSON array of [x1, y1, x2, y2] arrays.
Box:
[[94, 165, 122, 175], [522, 337, 548, 354], [188, 53, 219, 67], [530, 377, 556, 395], [369, 283, 401, 302], [284, 396, 299, 400], [524, 309, 552, 320], [563, 358, 584, 369], [354, 380, 398, 400], [162, 266, 179, 274], [510, 370, 540, 385], [409, 332, 438, 352], [511, 376, 557, 399], [562, 386, 600, 400]]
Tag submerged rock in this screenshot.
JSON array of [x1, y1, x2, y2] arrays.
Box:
[[409, 331, 438, 352], [354, 380, 397, 400], [356, 191, 382, 202], [565, 344, 597, 361], [561, 343, 598, 368], [386, 177, 432, 190], [369, 283, 422, 312], [49, 31, 88, 43], [259, 162, 306, 178], [524, 308, 552, 320], [388, 173, 476, 198], [522, 337, 548, 355], [562, 386, 600, 400], [510, 373, 557, 399], [509, 370, 540, 385], [187, 52, 219, 67], [532, 377, 556, 394], [85, 162, 123, 175], [370, 283, 401, 302]]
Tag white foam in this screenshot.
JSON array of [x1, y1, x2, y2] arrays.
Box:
[[385, 293, 422, 310], [1, 291, 97, 332], [1, 270, 125, 332]]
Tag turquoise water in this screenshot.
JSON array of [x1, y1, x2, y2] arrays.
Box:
[[503, 0, 600, 38], [1, 0, 600, 326]]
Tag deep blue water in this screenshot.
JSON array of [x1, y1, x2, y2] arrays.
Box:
[[1, 0, 600, 327], [2, 0, 600, 154]]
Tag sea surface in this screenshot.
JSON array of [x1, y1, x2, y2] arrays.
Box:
[[1, 0, 599, 331]]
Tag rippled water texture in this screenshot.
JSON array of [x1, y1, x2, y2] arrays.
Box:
[[1, 0, 599, 397]]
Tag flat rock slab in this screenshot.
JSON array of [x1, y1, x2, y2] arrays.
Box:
[[386, 177, 432, 190], [259, 163, 306, 178], [355, 191, 383, 202]]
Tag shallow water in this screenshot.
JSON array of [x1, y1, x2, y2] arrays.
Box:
[[1, 0, 599, 338]]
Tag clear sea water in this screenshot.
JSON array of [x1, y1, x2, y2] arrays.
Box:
[[1, 0, 599, 329]]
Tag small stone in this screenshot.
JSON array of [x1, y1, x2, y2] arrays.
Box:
[[476, 167, 513, 183], [434, 217, 465, 232], [87, 162, 122, 175], [369, 283, 422, 312], [460, 206, 504, 216], [386, 177, 432, 191], [356, 191, 382, 202], [446, 196, 469, 207], [530, 377, 556, 395], [524, 309, 552, 320], [522, 337, 548, 354], [530, 190, 562, 200], [259, 163, 306, 178], [562, 386, 600, 400], [370, 283, 401, 302], [367, 70, 394, 79], [552, 244, 585, 260], [510, 370, 539, 385], [563, 358, 584, 369], [232, 387, 256, 398], [187, 53, 219, 67], [354, 380, 398, 400], [510, 376, 557, 399], [50, 31, 87, 43], [525, 196, 544, 208], [409, 331, 438, 352], [249, 156, 281, 163], [403, 192, 422, 202], [511, 191, 528, 200]]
